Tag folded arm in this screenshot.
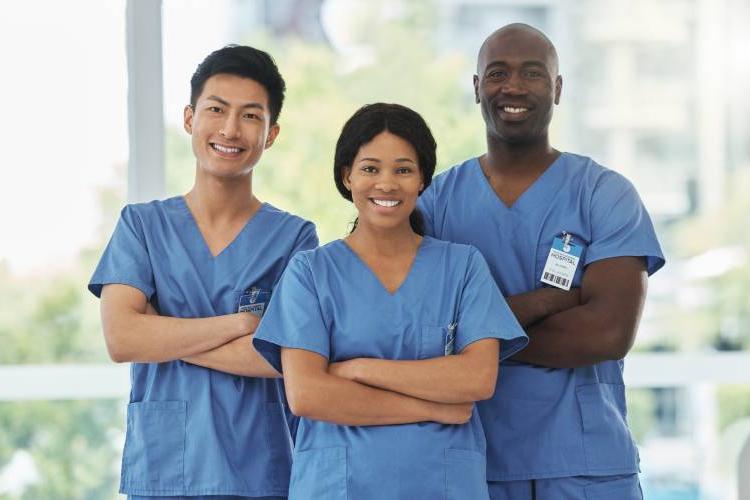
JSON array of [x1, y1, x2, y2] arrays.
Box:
[[181, 335, 280, 377], [282, 348, 473, 426], [100, 284, 253, 363], [511, 256, 648, 368], [329, 339, 500, 404], [506, 287, 580, 328]]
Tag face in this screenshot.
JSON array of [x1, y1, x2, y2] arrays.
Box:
[[342, 131, 424, 233], [473, 28, 562, 145], [184, 73, 280, 179]]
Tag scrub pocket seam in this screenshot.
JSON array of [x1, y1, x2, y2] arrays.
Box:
[[121, 400, 186, 492], [420, 325, 448, 359], [444, 448, 489, 500]]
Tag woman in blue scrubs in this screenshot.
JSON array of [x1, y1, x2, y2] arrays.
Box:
[[253, 103, 527, 499], [89, 46, 317, 499]]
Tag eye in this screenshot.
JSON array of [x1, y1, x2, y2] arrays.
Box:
[[487, 69, 508, 79], [524, 70, 543, 79], [207, 106, 222, 113], [360, 165, 378, 174], [243, 112, 261, 121], [396, 166, 414, 175]]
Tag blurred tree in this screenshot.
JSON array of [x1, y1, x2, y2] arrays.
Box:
[[658, 170, 750, 351]]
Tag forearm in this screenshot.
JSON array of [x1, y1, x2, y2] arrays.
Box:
[[506, 287, 580, 328], [511, 258, 647, 368], [289, 373, 460, 426], [512, 303, 638, 368], [339, 344, 498, 404], [104, 311, 250, 363], [182, 335, 280, 378]]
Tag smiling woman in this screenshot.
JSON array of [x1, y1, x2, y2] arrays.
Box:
[[252, 103, 527, 499]]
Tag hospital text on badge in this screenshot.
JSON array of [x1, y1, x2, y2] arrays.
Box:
[[540, 233, 583, 291]]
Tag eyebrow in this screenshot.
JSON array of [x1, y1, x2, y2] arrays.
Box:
[[205, 95, 265, 110], [485, 60, 548, 71], [358, 157, 417, 163]]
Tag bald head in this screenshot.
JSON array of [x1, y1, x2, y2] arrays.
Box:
[[477, 23, 559, 77], [473, 23, 562, 146]]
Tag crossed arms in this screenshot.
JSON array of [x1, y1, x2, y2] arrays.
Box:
[[99, 284, 279, 377], [99, 283, 497, 427], [282, 255, 649, 426], [508, 256, 648, 368]]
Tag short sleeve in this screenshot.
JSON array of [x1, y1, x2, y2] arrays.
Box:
[[587, 172, 665, 275], [88, 205, 155, 299], [293, 221, 319, 253], [417, 184, 436, 237], [455, 248, 528, 360], [253, 253, 330, 373]]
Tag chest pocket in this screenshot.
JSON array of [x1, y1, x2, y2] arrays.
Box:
[[233, 286, 272, 317], [419, 325, 449, 359], [535, 234, 589, 289]]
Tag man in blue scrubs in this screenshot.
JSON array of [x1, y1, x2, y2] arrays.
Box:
[[418, 24, 664, 499], [89, 46, 317, 499]]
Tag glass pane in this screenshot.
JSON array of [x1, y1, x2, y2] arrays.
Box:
[[0, 1, 127, 498]]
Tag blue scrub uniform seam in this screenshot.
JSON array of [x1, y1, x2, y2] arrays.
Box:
[[121, 487, 289, 496], [487, 465, 640, 482]]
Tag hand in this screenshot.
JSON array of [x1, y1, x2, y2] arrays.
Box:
[[328, 359, 360, 381], [433, 402, 473, 425]]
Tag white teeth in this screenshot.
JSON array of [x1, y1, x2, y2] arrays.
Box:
[[503, 106, 528, 114], [212, 143, 241, 153], [372, 199, 400, 207]]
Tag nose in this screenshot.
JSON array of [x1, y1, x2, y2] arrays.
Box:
[[501, 72, 527, 96], [374, 173, 398, 192], [219, 113, 241, 139]]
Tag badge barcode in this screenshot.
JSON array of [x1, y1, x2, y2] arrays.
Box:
[[543, 272, 569, 288]]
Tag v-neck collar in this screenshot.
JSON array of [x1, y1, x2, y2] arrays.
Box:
[[177, 196, 266, 260], [338, 237, 428, 297], [472, 153, 568, 214]]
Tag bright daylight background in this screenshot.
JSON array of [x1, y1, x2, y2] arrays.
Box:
[[1, 0, 750, 498]]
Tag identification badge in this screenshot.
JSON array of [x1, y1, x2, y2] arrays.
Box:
[[238, 287, 271, 317], [445, 322, 457, 356], [540, 233, 582, 291]]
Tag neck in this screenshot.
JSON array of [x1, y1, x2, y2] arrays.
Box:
[[347, 221, 420, 258], [484, 132, 558, 177], [185, 167, 258, 223]]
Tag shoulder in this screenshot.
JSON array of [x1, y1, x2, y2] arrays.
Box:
[[427, 157, 480, 195], [562, 152, 637, 193], [423, 236, 483, 264], [288, 239, 341, 267], [118, 197, 179, 228], [260, 203, 315, 230]]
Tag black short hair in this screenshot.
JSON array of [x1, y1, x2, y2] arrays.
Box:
[[190, 45, 286, 125], [333, 103, 437, 235]]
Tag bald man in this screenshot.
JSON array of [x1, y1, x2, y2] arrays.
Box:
[[418, 24, 664, 499]]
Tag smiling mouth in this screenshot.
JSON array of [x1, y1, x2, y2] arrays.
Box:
[[210, 143, 245, 154], [371, 198, 401, 208], [501, 106, 529, 114]]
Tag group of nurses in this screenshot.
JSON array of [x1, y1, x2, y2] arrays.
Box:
[[253, 103, 527, 499]]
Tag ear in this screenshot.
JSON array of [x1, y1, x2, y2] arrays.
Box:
[[264, 123, 281, 149], [554, 75, 562, 105], [183, 105, 194, 134], [342, 166, 352, 191], [473, 74, 480, 104]]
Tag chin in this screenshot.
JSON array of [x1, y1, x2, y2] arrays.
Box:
[[202, 165, 254, 179]]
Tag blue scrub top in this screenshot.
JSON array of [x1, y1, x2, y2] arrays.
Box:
[[253, 237, 527, 500], [89, 197, 318, 497], [418, 153, 665, 481]]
